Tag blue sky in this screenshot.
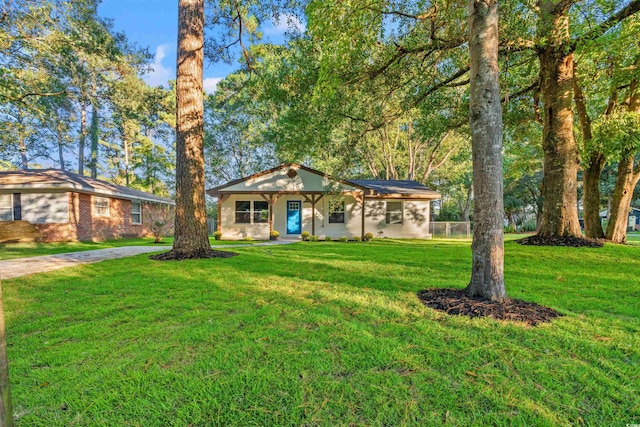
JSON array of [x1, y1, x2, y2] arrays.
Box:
[[98, 0, 304, 94]]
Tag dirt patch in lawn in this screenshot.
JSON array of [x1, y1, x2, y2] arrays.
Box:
[[417, 288, 562, 326], [516, 235, 603, 248], [150, 249, 238, 261]]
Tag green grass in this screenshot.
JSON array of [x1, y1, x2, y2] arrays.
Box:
[[4, 239, 640, 426], [0, 237, 264, 260], [627, 232, 640, 246]]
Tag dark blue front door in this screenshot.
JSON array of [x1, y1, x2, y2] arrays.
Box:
[[287, 201, 302, 234]]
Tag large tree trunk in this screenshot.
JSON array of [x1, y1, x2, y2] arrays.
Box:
[[583, 154, 605, 238], [466, 0, 506, 301], [573, 73, 605, 238], [605, 80, 640, 243], [606, 155, 640, 243], [171, 0, 213, 257], [57, 126, 66, 171], [89, 103, 99, 179], [0, 282, 14, 427], [536, 0, 582, 238], [78, 102, 87, 175]]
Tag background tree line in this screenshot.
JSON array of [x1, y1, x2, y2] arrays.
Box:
[[202, 0, 640, 243], [0, 0, 176, 196]]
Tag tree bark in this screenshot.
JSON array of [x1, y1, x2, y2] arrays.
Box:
[[536, 0, 582, 238], [172, 0, 212, 257], [583, 153, 605, 238], [89, 103, 99, 179], [606, 155, 640, 243], [466, 0, 506, 301], [0, 282, 14, 427], [606, 81, 640, 243], [78, 102, 87, 175], [57, 127, 65, 171], [573, 72, 604, 238]]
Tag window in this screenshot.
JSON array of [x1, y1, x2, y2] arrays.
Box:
[[131, 201, 142, 224], [328, 199, 345, 223], [253, 201, 269, 223], [0, 194, 12, 221], [235, 201, 251, 223], [386, 201, 403, 224], [94, 197, 110, 217]]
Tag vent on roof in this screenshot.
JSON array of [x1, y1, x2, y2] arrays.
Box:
[[287, 169, 297, 179]]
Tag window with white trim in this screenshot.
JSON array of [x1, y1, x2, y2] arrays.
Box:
[[385, 201, 403, 224], [131, 201, 142, 224], [253, 201, 269, 223], [328, 199, 345, 223], [94, 196, 110, 217], [0, 194, 12, 221], [235, 201, 251, 223]]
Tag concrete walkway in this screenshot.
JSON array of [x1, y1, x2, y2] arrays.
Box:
[[0, 240, 297, 280]]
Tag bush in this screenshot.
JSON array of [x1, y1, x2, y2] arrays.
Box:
[[242, 236, 253, 241], [521, 220, 537, 232], [338, 236, 348, 242], [504, 224, 517, 234], [213, 231, 222, 240], [363, 232, 374, 242], [270, 230, 280, 240], [325, 236, 332, 242], [309, 235, 319, 242], [301, 231, 310, 241], [353, 236, 362, 242]]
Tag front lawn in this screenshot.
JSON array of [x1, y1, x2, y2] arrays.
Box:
[[0, 237, 263, 260], [4, 239, 639, 426]]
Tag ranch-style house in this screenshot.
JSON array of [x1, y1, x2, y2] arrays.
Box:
[[207, 163, 441, 240]]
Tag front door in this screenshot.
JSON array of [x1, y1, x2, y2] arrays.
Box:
[[287, 201, 302, 234]]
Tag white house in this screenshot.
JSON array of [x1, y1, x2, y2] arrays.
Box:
[[206, 164, 441, 240]]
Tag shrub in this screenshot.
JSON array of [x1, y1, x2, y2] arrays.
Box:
[[242, 236, 253, 241], [301, 231, 310, 241], [353, 236, 362, 242], [504, 224, 517, 234], [521, 220, 537, 232], [325, 236, 332, 242], [213, 231, 222, 240], [309, 235, 319, 242], [338, 236, 348, 242], [270, 230, 280, 240], [363, 232, 374, 242]]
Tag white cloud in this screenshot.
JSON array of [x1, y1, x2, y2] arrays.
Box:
[[264, 14, 306, 36], [203, 77, 223, 94], [142, 44, 173, 88]]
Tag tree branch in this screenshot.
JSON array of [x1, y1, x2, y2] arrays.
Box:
[[571, 0, 640, 51]]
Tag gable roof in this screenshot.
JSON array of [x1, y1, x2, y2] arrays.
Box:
[[0, 169, 174, 204], [207, 163, 369, 195], [207, 163, 440, 199]]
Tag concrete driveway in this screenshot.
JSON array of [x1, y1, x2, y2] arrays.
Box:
[[0, 240, 297, 280]]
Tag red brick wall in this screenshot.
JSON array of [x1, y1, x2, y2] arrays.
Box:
[[34, 192, 174, 242]]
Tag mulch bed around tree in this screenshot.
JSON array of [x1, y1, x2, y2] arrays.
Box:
[[417, 288, 562, 326], [149, 249, 238, 261], [516, 234, 603, 248]]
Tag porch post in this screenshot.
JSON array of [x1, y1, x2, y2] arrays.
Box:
[[217, 194, 229, 234], [261, 194, 278, 234], [361, 193, 366, 239], [302, 194, 323, 236]]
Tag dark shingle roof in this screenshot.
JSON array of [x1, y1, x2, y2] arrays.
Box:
[[0, 169, 174, 204], [348, 179, 440, 198]]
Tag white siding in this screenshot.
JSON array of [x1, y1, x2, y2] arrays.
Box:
[[220, 194, 432, 239], [220, 195, 270, 239], [22, 192, 69, 224]]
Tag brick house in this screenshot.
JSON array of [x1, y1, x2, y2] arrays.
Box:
[[0, 169, 175, 242]]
